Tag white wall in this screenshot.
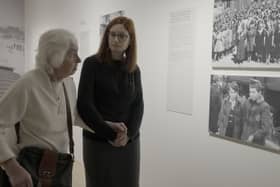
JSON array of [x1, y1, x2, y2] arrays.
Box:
[[0, 0, 24, 26], [24, 0, 280, 186]]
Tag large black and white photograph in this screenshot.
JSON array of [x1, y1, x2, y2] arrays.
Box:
[[209, 74, 280, 152], [212, 0, 280, 69]]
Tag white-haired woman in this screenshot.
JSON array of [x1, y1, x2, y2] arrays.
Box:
[[0, 29, 81, 187]]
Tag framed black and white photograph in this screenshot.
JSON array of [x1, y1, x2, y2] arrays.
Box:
[[212, 0, 280, 69], [0, 27, 24, 74], [209, 74, 280, 152], [0, 0, 24, 75], [0, 0, 23, 98], [100, 10, 125, 37]]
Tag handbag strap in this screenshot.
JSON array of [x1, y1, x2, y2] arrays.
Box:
[[62, 82, 75, 157]]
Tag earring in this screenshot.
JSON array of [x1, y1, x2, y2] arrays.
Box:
[[123, 52, 127, 58]]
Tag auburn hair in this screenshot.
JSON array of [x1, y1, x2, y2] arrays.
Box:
[[96, 16, 137, 72]]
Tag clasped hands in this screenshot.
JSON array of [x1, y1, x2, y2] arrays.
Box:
[[106, 121, 129, 147]]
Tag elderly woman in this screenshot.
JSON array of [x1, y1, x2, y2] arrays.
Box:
[[0, 29, 81, 187]]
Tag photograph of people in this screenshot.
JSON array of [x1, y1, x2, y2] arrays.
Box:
[[242, 79, 274, 145], [209, 75, 280, 152], [212, 0, 280, 68], [209, 75, 224, 134], [217, 81, 244, 139], [77, 16, 144, 187]]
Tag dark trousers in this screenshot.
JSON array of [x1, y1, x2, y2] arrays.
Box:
[[0, 147, 73, 187], [0, 168, 11, 187], [83, 136, 140, 187]]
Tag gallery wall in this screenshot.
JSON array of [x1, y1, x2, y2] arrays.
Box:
[[24, 0, 280, 186]]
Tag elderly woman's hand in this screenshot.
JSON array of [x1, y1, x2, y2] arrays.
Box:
[[3, 158, 33, 187]]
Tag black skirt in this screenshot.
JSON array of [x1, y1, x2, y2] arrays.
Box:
[[83, 136, 140, 187]]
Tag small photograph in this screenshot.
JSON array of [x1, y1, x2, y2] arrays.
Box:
[[0, 26, 24, 75], [0, 66, 20, 98], [100, 10, 125, 37], [0, 26, 23, 96], [212, 0, 280, 69], [209, 74, 280, 152]]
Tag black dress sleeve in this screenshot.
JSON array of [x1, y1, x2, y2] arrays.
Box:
[[127, 67, 144, 139], [77, 57, 117, 141]]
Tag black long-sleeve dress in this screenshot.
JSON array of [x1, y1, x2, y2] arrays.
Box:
[[77, 55, 144, 187]]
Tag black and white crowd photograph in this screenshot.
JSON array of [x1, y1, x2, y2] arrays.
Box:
[[212, 0, 280, 68], [209, 74, 280, 152]]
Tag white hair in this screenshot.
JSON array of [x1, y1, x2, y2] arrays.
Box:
[[35, 29, 78, 75]]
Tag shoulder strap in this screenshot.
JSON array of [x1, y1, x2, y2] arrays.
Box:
[[15, 122, 20, 144]]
